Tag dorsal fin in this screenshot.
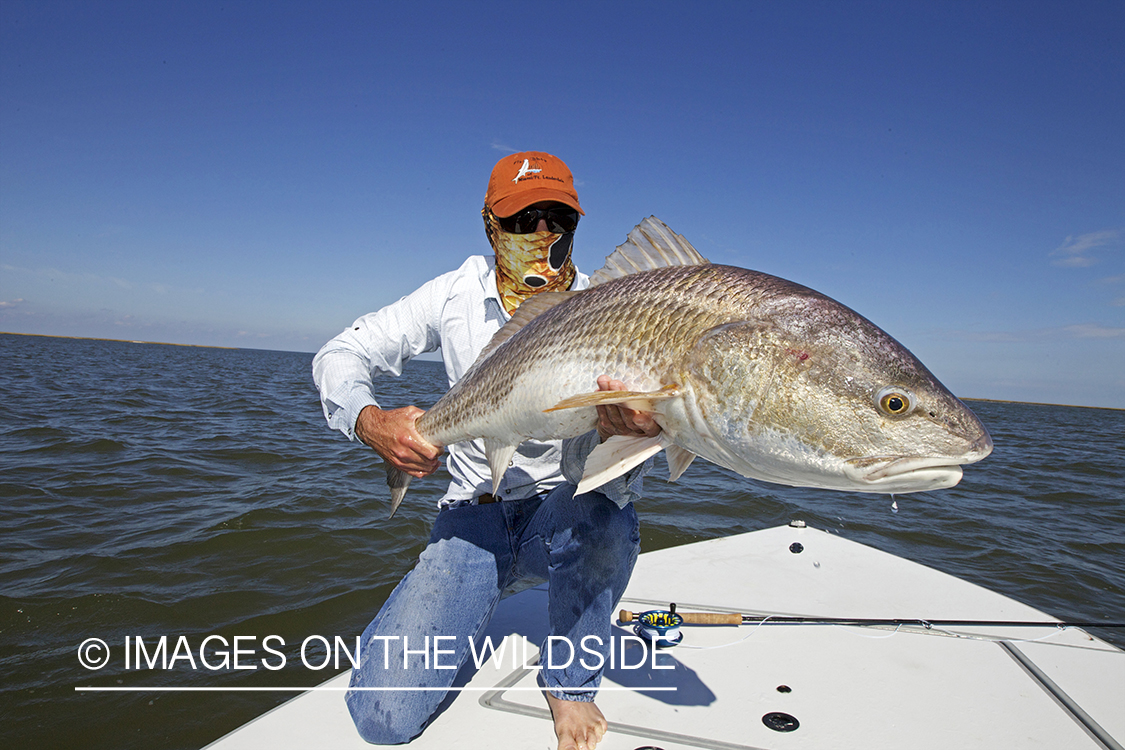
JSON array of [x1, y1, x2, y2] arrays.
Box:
[[588, 216, 710, 287], [474, 291, 577, 364]]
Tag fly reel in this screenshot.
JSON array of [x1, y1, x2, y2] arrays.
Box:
[[632, 605, 684, 648]]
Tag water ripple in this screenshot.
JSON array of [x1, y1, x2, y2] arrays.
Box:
[[1, 334, 1122, 750]]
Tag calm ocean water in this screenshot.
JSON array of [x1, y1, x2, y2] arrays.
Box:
[[2, 332, 1123, 749]]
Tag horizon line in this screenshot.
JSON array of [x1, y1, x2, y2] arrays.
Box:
[[4, 331, 1120, 412]]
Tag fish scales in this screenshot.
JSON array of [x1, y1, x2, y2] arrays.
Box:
[[416, 264, 762, 446], [383, 216, 991, 515]]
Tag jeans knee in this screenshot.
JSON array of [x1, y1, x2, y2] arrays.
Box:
[[562, 497, 638, 578], [577, 494, 638, 548], [346, 689, 426, 745]]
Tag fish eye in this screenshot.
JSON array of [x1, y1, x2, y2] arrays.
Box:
[[876, 387, 914, 416]]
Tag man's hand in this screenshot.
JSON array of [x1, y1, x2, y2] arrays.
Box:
[[355, 405, 443, 478], [545, 691, 608, 750], [594, 375, 662, 442]]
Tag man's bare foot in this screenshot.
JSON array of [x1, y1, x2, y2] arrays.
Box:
[[544, 691, 608, 750]]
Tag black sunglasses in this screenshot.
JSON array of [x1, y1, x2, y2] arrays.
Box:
[[496, 206, 580, 234]]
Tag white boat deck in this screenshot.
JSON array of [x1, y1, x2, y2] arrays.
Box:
[[205, 524, 1125, 749]]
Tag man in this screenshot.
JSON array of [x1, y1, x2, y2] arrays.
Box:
[[312, 152, 658, 750]]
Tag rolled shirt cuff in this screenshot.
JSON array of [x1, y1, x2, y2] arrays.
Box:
[[561, 431, 650, 508], [323, 383, 380, 441]]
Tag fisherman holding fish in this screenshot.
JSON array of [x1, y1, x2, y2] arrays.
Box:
[[314, 152, 656, 750]]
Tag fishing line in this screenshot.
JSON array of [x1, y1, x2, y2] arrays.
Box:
[[830, 623, 904, 640], [823, 623, 1074, 644], [675, 617, 774, 651]]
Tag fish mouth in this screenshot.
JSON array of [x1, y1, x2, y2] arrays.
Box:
[[845, 436, 993, 492], [843, 456, 965, 491]]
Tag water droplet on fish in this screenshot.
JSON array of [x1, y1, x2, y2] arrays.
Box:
[[891, 496, 898, 513]]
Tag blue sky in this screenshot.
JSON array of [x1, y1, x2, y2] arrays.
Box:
[[2, 1, 1122, 408]]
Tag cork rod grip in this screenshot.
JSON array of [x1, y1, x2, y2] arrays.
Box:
[[618, 609, 742, 625]]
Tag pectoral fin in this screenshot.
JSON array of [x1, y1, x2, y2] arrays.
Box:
[[545, 384, 682, 413], [575, 434, 667, 496], [665, 444, 697, 482], [484, 439, 517, 494]]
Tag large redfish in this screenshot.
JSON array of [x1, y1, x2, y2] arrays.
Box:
[[387, 217, 991, 515]]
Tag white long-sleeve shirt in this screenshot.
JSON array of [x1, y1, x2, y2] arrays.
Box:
[[312, 254, 647, 508]]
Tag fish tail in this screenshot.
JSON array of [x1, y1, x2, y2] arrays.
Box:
[[386, 465, 412, 518]]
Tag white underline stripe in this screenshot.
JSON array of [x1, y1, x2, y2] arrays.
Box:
[[75, 686, 678, 692]]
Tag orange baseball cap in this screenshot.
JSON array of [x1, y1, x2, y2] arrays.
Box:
[[484, 151, 585, 218]]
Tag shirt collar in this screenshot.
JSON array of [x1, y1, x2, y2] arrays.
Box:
[[481, 256, 510, 321]]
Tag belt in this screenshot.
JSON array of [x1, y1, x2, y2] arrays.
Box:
[[475, 491, 545, 505]]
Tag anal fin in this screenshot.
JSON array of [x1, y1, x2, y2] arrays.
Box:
[[576, 434, 667, 496], [484, 439, 517, 494], [665, 444, 697, 482]]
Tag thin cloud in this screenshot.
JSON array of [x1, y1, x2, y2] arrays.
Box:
[[3, 263, 184, 295], [1050, 229, 1122, 267], [952, 324, 1125, 342], [1062, 324, 1125, 339], [954, 330, 1027, 343], [0, 298, 26, 308]]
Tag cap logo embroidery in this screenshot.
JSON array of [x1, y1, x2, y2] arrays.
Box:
[[512, 158, 541, 182]]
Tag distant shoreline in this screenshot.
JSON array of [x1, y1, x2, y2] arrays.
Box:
[[961, 397, 1122, 412], [3, 331, 1120, 412], [1, 331, 238, 351]]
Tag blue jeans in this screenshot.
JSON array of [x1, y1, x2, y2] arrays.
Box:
[[345, 485, 640, 744]]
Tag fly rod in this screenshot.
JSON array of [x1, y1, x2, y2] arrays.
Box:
[[618, 609, 1125, 629]]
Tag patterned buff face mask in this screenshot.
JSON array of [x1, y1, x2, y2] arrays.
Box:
[[485, 211, 576, 316]]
